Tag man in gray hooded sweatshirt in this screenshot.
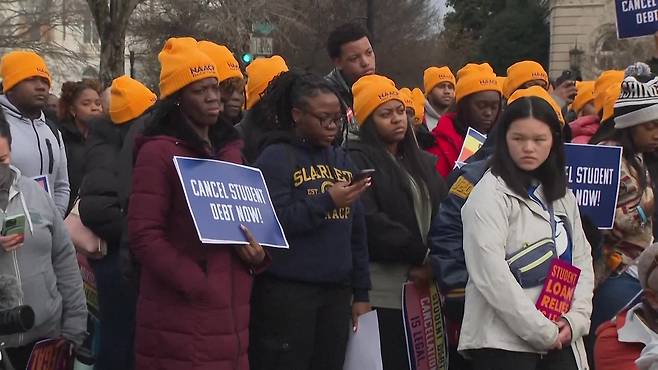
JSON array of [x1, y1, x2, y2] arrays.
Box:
[[0, 51, 69, 217]]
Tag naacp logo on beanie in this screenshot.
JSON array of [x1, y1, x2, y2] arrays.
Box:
[[614, 76, 658, 129], [189, 64, 216, 78], [158, 37, 219, 99]]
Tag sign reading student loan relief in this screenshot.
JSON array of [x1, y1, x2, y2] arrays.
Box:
[[564, 143, 622, 230], [616, 0, 658, 39], [536, 259, 581, 322], [173, 156, 289, 248]]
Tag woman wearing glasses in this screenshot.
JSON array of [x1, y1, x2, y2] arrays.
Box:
[[250, 70, 372, 370], [346, 75, 447, 369]]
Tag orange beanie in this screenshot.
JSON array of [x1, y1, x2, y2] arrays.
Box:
[[109, 75, 157, 125], [399, 88, 415, 109], [352, 74, 402, 125], [503, 61, 549, 98], [594, 70, 624, 114], [0, 51, 52, 92], [197, 41, 244, 81], [455, 63, 501, 103], [411, 88, 425, 124], [423, 66, 456, 96], [245, 55, 289, 109], [158, 37, 219, 99], [602, 83, 622, 123], [569, 81, 595, 113], [508, 85, 565, 126]]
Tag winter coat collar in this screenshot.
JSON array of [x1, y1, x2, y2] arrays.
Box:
[[619, 303, 658, 346], [487, 169, 563, 223]]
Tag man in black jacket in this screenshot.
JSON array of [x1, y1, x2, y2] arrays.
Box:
[[326, 23, 376, 139], [77, 75, 156, 370]]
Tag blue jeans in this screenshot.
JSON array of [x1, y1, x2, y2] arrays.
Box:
[[89, 250, 138, 370]]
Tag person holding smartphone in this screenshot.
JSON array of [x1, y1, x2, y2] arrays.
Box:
[[250, 70, 371, 370], [0, 109, 87, 370], [347, 75, 447, 369]]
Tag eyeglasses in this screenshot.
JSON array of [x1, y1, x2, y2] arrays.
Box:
[[302, 110, 347, 129]]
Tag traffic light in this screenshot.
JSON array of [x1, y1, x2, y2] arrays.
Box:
[[241, 53, 253, 65]]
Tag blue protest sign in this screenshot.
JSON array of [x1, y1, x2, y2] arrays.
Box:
[[564, 143, 622, 229], [615, 0, 658, 39], [173, 156, 289, 248]]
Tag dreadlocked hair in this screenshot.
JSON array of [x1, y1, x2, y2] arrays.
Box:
[[250, 69, 347, 134]]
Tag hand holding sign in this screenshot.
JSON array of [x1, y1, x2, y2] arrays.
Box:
[[557, 319, 572, 346], [235, 224, 266, 266]]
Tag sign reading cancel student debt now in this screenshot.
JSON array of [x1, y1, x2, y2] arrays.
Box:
[[564, 143, 622, 230], [615, 0, 658, 39], [173, 156, 288, 248]]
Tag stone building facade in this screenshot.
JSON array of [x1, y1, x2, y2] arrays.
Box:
[[549, 0, 654, 80]]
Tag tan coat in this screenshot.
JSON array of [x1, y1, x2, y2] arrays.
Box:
[[458, 170, 594, 369]]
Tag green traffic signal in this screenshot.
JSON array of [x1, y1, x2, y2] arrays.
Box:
[[241, 53, 253, 64]]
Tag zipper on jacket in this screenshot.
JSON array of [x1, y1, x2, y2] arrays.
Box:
[[7, 208, 24, 346], [518, 251, 554, 273], [45, 139, 54, 174], [30, 120, 44, 175], [506, 238, 553, 265]]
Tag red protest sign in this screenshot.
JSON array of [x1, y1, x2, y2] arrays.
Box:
[[402, 282, 448, 370], [535, 259, 581, 321], [26, 339, 73, 370]]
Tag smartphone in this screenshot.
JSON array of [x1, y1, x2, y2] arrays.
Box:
[[350, 169, 376, 185], [2, 214, 26, 236]]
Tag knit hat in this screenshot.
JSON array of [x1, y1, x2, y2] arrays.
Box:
[[594, 70, 624, 114], [352, 74, 402, 125], [613, 76, 658, 129], [625, 62, 653, 79], [399, 88, 415, 109], [198, 41, 244, 81], [456, 63, 494, 80], [0, 51, 52, 92], [496, 76, 507, 93], [503, 61, 549, 99], [158, 37, 219, 99], [455, 63, 501, 103], [639, 244, 658, 290], [109, 75, 157, 125], [411, 88, 425, 125], [508, 85, 565, 126], [570, 81, 595, 113], [602, 84, 622, 123], [423, 66, 455, 96], [245, 55, 289, 109]]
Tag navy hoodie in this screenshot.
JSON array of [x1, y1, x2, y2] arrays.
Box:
[[254, 140, 371, 301]]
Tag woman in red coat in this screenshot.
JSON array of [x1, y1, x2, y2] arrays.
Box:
[[426, 63, 502, 177], [128, 37, 266, 370]]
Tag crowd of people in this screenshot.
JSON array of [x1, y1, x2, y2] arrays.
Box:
[[1, 21, 658, 370]]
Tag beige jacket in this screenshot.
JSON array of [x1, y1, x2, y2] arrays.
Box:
[[458, 171, 594, 369]]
